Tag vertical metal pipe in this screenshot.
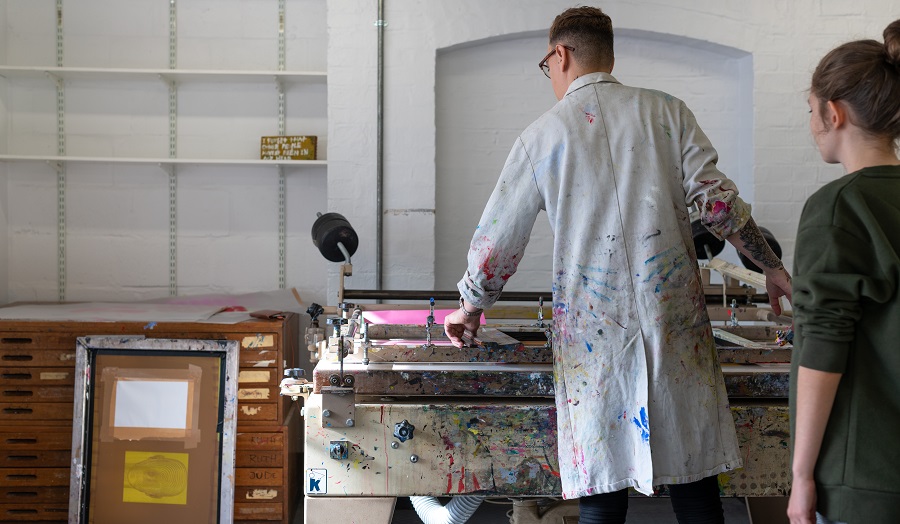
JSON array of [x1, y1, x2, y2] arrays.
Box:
[[56, 0, 66, 302], [376, 0, 384, 292]]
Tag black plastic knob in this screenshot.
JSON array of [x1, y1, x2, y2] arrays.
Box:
[[393, 420, 415, 442], [283, 368, 305, 379], [306, 303, 325, 322]]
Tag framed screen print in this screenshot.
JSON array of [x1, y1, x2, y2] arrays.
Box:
[[68, 336, 239, 524]]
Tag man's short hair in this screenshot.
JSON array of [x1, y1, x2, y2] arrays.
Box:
[[549, 6, 615, 70]]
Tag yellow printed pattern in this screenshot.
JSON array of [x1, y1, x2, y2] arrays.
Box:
[[123, 451, 189, 505]]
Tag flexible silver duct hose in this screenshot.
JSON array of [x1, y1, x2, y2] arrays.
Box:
[[409, 495, 485, 524]]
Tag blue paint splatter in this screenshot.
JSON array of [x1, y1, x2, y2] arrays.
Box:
[[585, 341, 593, 353], [632, 407, 650, 443], [144, 322, 157, 330], [642, 248, 688, 292]]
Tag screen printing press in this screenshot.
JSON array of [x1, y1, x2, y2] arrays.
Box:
[[282, 285, 793, 524]]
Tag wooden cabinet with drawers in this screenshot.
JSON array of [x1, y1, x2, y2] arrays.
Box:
[[0, 314, 301, 523]]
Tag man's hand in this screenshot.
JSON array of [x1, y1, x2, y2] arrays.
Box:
[[787, 477, 817, 524], [764, 266, 793, 316], [443, 307, 482, 348]]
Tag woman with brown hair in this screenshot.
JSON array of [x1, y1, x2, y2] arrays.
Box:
[[789, 19, 900, 524]]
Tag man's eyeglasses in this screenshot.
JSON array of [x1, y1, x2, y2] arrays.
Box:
[[539, 45, 575, 78]]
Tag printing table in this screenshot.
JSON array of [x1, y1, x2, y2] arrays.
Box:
[[283, 304, 792, 524]]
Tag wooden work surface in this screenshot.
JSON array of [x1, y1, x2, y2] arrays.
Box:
[[312, 361, 790, 399], [313, 322, 791, 399]]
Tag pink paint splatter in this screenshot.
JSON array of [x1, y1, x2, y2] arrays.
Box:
[[712, 201, 731, 215]]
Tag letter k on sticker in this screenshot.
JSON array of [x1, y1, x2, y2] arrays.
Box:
[[306, 469, 327, 494]]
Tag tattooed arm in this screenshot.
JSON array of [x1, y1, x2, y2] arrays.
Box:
[[726, 217, 793, 314]]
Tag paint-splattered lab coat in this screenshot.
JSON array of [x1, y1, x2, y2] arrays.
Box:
[[457, 73, 748, 498]]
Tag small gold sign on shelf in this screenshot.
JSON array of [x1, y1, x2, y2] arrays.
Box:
[[260, 135, 317, 160]]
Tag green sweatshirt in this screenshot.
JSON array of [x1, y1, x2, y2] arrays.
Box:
[[791, 164, 900, 524]]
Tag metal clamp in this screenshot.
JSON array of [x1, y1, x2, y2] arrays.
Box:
[[424, 297, 435, 348], [321, 386, 356, 428]]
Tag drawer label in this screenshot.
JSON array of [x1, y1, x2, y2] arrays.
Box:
[[306, 469, 327, 495], [247, 434, 282, 446], [39, 372, 69, 381], [240, 406, 263, 416], [242, 335, 274, 349], [238, 388, 270, 400], [246, 453, 279, 465], [246, 488, 278, 500], [238, 371, 271, 383]]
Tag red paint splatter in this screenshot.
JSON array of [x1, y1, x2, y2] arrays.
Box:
[[480, 255, 496, 280], [585, 111, 596, 124], [472, 472, 481, 490], [541, 464, 562, 478], [447, 473, 453, 493], [448, 455, 454, 466], [458, 467, 466, 492], [442, 434, 455, 450]]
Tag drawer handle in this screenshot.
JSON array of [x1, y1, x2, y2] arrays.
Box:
[[8, 509, 38, 515], [6, 438, 37, 444], [2, 408, 33, 415], [3, 390, 33, 397], [7, 455, 38, 461], [0, 338, 33, 345], [6, 474, 37, 480], [1, 373, 32, 380], [1, 354, 32, 361], [6, 491, 38, 498]]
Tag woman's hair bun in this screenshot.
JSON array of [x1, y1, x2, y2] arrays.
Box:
[[885, 19, 900, 67]]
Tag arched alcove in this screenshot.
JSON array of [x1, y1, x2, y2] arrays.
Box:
[[435, 29, 753, 291]]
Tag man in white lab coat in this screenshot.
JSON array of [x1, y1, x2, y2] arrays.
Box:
[[444, 6, 792, 524]]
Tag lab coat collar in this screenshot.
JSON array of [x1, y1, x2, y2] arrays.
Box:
[[565, 72, 620, 97]]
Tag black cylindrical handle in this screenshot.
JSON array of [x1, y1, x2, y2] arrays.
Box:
[[311, 212, 359, 262]]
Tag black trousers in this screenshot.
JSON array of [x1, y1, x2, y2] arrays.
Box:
[[578, 475, 724, 524]]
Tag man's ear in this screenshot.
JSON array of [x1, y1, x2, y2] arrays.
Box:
[[826, 100, 848, 129], [556, 44, 568, 72]]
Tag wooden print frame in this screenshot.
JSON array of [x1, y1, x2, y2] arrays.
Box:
[[68, 336, 239, 524]]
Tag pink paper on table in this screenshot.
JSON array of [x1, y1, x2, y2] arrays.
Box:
[[362, 309, 485, 325]]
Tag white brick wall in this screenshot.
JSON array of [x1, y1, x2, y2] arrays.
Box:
[[0, 0, 328, 305], [0, 4, 8, 302], [328, 0, 899, 303], [434, 30, 754, 292], [1, 0, 898, 306]]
